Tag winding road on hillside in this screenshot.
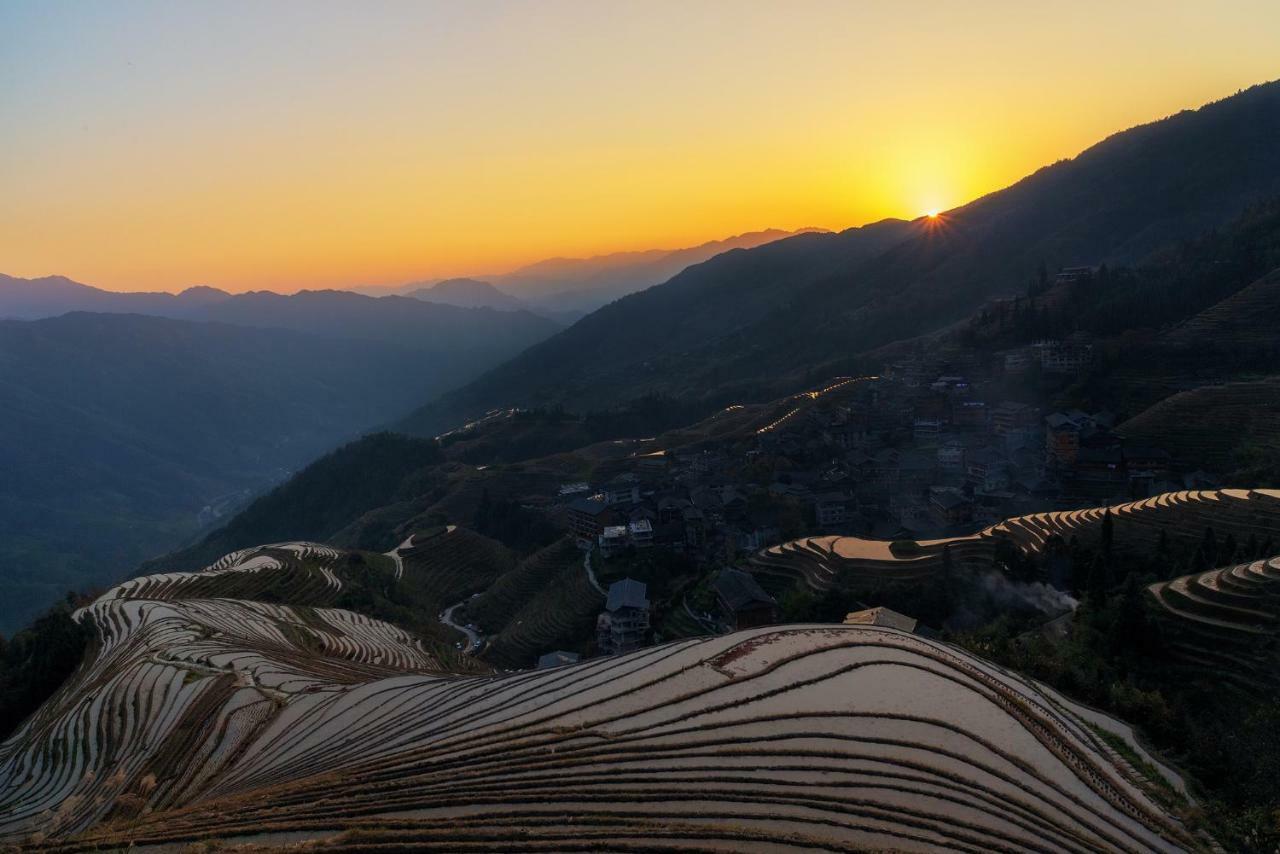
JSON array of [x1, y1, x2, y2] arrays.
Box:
[[440, 600, 480, 653], [755, 375, 877, 434]]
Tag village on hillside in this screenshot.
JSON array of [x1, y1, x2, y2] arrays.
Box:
[[502, 267, 1228, 663]]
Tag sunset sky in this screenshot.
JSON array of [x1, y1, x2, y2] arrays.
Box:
[[3, 1, 1278, 293]]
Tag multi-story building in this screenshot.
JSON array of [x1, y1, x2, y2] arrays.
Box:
[[628, 518, 654, 548], [598, 525, 630, 557], [999, 349, 1033, 374], [953, 399, 988, 430], [929, 486, 973, 525], [568, 497, 617, 546], [937, 438, 966, 473], [1045, 412, 1086, 469], [991, 401, 1038, 437], [966, 447, 1009, 493], [1034, 338, 1093, 374], [597, 578, 650, 655], [913, 418, 944, 442], [812, 492, 849, 529], [603, 476, 642, 506]]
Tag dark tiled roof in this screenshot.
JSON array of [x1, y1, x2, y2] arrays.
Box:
[[931, 490, 967, 510], [713, 568, 776, 612], [606, 578, 649, 612], [536, 651, 580, 668], [568, 497, 610, 516]]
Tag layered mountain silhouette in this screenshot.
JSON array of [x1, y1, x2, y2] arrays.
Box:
[[349, 228, 823, 318], [0, 277, 559, 355]]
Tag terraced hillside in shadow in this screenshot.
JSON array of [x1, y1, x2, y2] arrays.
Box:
[[753, 489, 1280, 592], [0, 551, 1204, 851], [1146, 556, 1280, 692], [1165, 266, 1280, 351], [457, 537, 603, 668], [1118, 381, 1280, 475]]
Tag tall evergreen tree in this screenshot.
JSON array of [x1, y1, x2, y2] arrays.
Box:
[[1087, 553, 1111, 603], [1200, 526, 1219, 570], [1100, 507, 1115, 560], [1222, 532, 1239, 565]]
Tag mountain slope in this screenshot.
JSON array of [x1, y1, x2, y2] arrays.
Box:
[[400, 80, 1280, 437], [141, 432, 448, 574], [195, 289, 558, 353], [399, 218, 914, 434]]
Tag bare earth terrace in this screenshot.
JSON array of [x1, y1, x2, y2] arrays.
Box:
[[752, 489, 1280, 591]]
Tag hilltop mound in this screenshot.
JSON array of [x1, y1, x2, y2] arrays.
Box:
[[754, 489, 1280, 591], [0, 551, 1200, 851], [408, 277, 528, 311]]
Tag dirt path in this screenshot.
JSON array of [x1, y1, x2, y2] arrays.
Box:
[[583, 549, 605, 595], [384, 535, 415, 581]]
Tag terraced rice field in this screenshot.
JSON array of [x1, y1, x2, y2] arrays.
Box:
[[0, 548, 1203, 853], [754, 488, 1280, 591], [0, 519, 1227, 851], [1146, 556, 1280, 690]]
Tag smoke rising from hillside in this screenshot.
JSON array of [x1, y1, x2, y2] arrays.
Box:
[[943, 570, 1079, 632], [978, 572, 1079, 615]]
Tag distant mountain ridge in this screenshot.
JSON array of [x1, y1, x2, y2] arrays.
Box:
[[0, 275, 234, 318], [492, 227, 828, 308], [349, 227, 824, 316], [0, 275, 560, 356], [398, 79, 1280, 437]]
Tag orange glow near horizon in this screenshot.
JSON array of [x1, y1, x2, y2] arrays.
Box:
[[2, 2, 1278, 294]]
